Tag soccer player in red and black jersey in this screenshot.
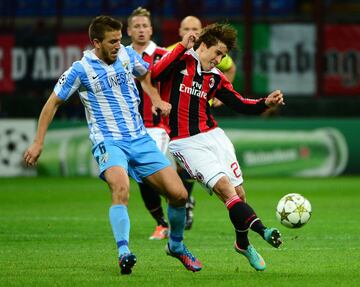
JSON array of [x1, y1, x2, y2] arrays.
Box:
[[127, 7, 170, 240], [152, 23, 284, 271]]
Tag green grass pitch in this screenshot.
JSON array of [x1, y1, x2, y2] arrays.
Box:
[[1, 176, 359, 287]]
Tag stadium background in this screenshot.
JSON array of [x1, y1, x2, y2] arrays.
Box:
[[1, 0, 360, 177], [2, 3, 360, 286]]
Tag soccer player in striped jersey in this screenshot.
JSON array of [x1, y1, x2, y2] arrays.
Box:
[[167, 16, 237, 229], [127, 7, 170, 240], [24, 15, 202, 275], [152, 23, 284, 271]]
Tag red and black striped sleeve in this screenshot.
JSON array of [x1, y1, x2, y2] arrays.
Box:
[[215, 77, 269, 115], [152, 43, 187, 81]]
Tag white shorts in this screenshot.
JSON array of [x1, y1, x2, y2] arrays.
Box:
[[146, 127, 176, 169], [169, 127, 243, 194], [146, 127, 169, 154]]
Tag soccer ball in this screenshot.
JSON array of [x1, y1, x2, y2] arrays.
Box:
[[276, 193, 312, 228]]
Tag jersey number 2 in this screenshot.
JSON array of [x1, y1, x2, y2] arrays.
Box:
[[231, 162, 241, 178]]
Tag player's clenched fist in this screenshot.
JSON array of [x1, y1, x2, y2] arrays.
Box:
[[265, 90, 285, 107]]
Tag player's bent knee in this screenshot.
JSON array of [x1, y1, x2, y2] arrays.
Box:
[[167, 187, 187, 206], [110, 184, 130, 205]]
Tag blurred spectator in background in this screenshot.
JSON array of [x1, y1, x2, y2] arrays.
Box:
[[167, 16, 236, 84]]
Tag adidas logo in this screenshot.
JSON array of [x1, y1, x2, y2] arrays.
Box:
[[180, 69, 189, 76]]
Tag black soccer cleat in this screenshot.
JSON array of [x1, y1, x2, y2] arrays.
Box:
[[119, 253, 137, 275]]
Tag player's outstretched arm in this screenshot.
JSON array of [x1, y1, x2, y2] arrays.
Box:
[[265, 90, 285, 107], [24, 92, 63, 166], [138, 72, 171, 117]]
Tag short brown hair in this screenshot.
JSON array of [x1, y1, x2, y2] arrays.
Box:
[[89, 15, 123, 42], [127, 7, 151, 27], [194, 23, 237, 51]]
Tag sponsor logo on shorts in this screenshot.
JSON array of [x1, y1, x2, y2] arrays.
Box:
[[99, 153, 109, 165], [195, 170, 204, 181]]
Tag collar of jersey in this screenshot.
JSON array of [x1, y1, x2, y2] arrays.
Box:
[[128, 40, 157, 56], [143, 40, 157, 56]]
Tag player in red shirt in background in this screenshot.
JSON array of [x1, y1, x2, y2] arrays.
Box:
[[127, 7, 170, 240], [152, 23, 284, 271]]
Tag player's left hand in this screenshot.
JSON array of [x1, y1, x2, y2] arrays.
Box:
[[151, 100, 172, 117], [265, 90, 285, 107], [211, 98, 224, 108]]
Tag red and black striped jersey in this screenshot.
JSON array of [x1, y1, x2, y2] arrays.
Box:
[[152, 43, 269, 140], [134, 41, 168, 129]]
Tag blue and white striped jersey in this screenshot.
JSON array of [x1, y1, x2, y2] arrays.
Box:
[[54, 45, 150, 145]]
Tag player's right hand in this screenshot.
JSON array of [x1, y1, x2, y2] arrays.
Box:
[[23, 142, 43, 167], [181, 32, 197, 49]]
